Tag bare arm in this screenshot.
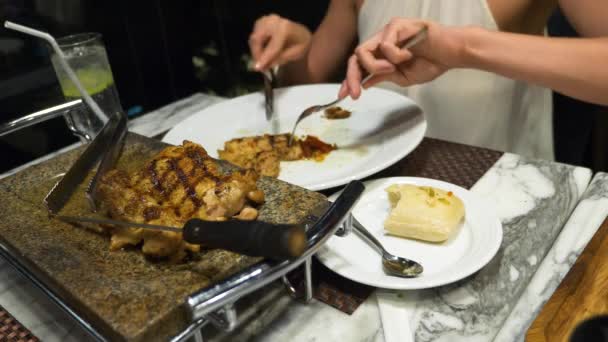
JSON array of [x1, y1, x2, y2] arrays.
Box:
[[559, 0, 608, 37], [463, 22, 608, 104], [486, 0, 555, 34], [343, 1, 608, 106], [279, 0, 359, 85]]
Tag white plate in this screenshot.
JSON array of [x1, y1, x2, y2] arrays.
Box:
[[162, 84, 426, 191], [316, 177, 503, 290]]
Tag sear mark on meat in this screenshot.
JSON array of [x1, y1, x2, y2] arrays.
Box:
[[97, 140, 264, 261]]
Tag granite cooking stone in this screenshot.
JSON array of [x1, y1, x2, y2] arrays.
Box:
[[0, 133, 328, 342]]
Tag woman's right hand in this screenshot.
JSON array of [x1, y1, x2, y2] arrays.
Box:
[[249, 14, 312, 72], [340, 19, 467, 99]]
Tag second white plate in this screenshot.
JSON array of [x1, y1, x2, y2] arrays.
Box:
[[162, 84, 426, 191], [316, 177, 503, 290]]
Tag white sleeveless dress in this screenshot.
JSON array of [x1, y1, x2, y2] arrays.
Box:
[[358, 0, 554, 160]]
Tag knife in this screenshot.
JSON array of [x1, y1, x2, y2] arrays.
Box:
[[44, 112, 122, 214], [262, 68, 276, 122], [85, 112, 127, 212], [58, 215, 307, 260]]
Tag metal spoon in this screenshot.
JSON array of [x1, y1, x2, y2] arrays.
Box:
[[351, 215, 423, 278]]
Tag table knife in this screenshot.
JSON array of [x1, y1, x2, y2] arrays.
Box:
[[44, 112, 122, 214], [262, 69, 275, 122], [57, 215, 307, 259], [85, 112, 127, 212]]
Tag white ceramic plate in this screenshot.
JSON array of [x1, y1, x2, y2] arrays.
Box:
[[316, 177, 503, 290], [162, 84, 426, 191]]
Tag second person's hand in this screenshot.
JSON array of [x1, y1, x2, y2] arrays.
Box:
[[339, 19, 468, 99], [249, 14, 312, 72]]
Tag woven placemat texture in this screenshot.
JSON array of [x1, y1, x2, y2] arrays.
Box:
[[374, 138, 504, 189], [310, 137, 504, 314], [0, 305, 39, 342]]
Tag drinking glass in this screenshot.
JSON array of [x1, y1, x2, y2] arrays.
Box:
[[50, 33, 123, 141]]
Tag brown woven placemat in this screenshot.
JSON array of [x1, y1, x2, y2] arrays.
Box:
[[374, 137, 504, 189], [307, 137, 504, 314], [0, 305, 39, 342]]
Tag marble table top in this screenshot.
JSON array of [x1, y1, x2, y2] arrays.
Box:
[[495, 171, 608, 342], [0, 93, 605, 342]]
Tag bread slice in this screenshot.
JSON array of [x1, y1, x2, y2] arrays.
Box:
[[383, 184, 465, 242]]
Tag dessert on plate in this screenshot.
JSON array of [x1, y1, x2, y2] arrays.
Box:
[[384, 184, 465, 242]]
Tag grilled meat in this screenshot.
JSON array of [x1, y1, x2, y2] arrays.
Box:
[[97, 140, 264, 261], [324, 106, 351, 119], [218, 134, 336, 177]]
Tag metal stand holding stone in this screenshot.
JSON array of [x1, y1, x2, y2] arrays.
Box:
[[0, 100, 84, 139], [165, 183, 362, 342], [0, 98, 364, 342]]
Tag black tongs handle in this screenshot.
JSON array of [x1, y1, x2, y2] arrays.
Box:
[[183, 219, 306, 260]]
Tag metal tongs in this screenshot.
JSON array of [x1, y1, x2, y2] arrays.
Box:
[[44, 113, 307, 260], [287, 25, 429, 146]]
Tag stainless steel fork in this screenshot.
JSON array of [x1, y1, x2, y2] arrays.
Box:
[[287, 25, 428, 146]]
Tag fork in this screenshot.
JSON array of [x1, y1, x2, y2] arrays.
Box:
[[287, 25, 428, 146]]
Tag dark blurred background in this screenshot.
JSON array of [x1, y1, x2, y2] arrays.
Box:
[[0, 0, 328, 172], [0, 0, 606, 173]]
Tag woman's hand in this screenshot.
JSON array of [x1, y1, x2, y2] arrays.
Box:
[[249, 14, 312, 71], [339, 18, 468, 99]]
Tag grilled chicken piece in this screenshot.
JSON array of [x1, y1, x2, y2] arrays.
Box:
[[97, 140, 264, 261], [218, 134, 336, 177]]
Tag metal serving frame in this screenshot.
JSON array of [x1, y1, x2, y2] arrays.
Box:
[[171, 183, 360, 342], [0, 181, 361, 342], [0, 99, 89, 140], [0, 103, 364, 341]]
